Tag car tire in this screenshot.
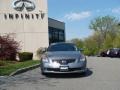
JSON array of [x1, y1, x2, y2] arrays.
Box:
[[41, 68, 46, 75], [81, 68, 87, 75], [41, 71, 46, 75], [41, 65, 46, 75], [81, 71, 87, 75]]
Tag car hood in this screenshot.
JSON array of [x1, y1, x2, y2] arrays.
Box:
[[45, 51, 82, 59]]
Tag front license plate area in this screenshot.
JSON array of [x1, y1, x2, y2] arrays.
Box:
[[60, 66, 68, 71]]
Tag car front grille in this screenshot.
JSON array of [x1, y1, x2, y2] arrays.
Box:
[[52, 59, 76, 65], [46, 68, 83, 72]]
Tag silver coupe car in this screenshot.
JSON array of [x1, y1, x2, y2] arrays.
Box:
[[41, 42, 87, 75]]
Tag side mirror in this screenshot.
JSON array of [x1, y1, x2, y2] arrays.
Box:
[[78, 48, 84, 51]]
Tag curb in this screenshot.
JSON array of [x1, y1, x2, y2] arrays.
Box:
[[0, 76, 6, 78], [9, 64, 40, 76]]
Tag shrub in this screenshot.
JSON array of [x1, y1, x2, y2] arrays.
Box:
[[18, 52, 33, 61], [0, 34, 20, 60], [36, 47, 47, 59]]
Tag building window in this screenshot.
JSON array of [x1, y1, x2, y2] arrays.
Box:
[[49, 27, 65, 44], [59, 31, 64, 41]]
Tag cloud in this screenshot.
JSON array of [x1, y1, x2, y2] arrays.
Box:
[[64, 11, 91, 21], [112, 7, 120, 14]]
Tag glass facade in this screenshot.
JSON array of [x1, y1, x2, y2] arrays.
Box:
[[49, 27, 65, 44]]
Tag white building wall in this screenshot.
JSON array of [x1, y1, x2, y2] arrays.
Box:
[[0, 0, 49, 59]]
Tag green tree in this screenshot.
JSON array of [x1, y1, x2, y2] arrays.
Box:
[[102, 34, 114, 49], [70, 38, 84, 49], [113, 34, 120, 48], [89, 16, 120, 49], [89, 16, 119, 38], [90, 16, 119, 39], [70, 16, 120, 56], [84, 34, 100, 55]]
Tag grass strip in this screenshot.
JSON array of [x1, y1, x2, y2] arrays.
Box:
[[0, 60, 40, 76]]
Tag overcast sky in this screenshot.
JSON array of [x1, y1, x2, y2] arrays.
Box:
[[48, 0, 120, 40]]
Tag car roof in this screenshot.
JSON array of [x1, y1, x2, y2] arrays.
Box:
[[50, 42, 75, 46], [110, 48, 120, 50]]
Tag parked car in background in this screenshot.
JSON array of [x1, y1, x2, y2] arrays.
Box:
[[100, 48, 120, 58], [107, 48, 120, 57], [100, 50, 108, 57], [117, 49, 120, 57], [41, 42, 87, 75]]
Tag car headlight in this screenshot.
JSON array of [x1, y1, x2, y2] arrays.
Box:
[[80, 57, 86, 61], [42, 57, 49, 63], [78, 56, 86, 62]]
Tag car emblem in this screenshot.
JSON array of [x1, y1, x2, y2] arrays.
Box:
[[61, 60, 67, 64], [12, 0, 35, 12]]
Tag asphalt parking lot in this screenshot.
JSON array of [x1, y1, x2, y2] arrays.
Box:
[[0, 57, 120, 90]]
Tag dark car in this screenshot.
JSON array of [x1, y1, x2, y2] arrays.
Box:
[[107, 48, 120, 57], [100, 48, 120, 58], [116, 49, 120, 57], [100, 50, 108, 57]]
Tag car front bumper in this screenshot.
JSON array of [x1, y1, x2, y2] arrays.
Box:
[[41, 61, 87, 74], [42, 67, 87, 74]]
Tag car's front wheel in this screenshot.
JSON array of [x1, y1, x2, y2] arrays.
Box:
[[40, 63, 46, 75], [41, 67, 46, 75]]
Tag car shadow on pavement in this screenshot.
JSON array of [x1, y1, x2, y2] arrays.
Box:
[[45, 68, 93, 79]]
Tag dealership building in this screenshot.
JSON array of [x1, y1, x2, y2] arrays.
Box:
[[0, 0, 65, 58]]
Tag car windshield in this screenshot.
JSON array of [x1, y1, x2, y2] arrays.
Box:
[[47, 43, 77, 51]]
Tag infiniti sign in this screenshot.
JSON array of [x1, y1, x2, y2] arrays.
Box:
[[12, 0, 35, 12]]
